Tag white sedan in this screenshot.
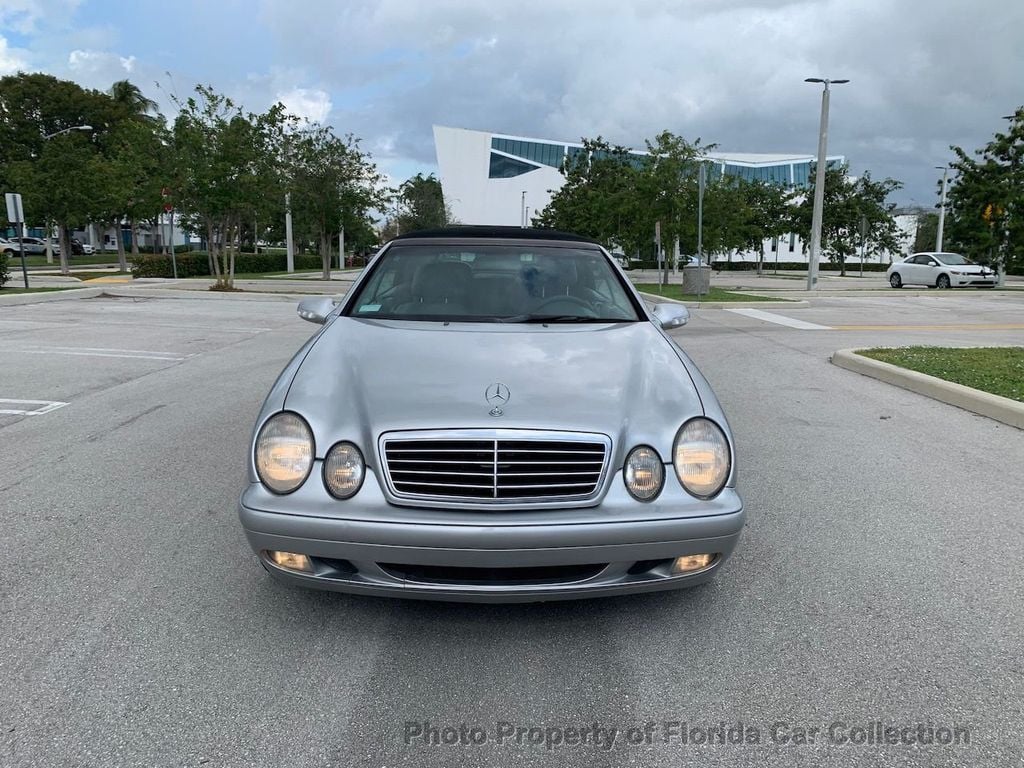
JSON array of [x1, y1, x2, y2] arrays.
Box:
[[887, 252, 997, 289]]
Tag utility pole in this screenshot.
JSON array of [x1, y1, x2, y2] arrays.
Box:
[[697, 162, 706, 301], [804, 77, 849, 290], [285, 192, 294, 273], [935, 166, 949, 251], [521, 191, 527, 227]]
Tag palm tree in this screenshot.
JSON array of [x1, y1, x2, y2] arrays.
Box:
[[108, 80, 158, 119]]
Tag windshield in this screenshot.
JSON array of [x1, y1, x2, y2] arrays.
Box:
[[344, 243, 642, 323], [934, 253, 972, 265]]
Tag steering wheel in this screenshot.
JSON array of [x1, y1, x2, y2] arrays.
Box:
[[531, 295, 596, 315]]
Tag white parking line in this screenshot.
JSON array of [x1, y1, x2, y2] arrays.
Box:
[[724, 308, 833, 330], [22, 347, 187, 361], [0, 398, 69, 416]]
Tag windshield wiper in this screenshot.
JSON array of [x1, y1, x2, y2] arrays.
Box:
[[502, 314, 634, 324]]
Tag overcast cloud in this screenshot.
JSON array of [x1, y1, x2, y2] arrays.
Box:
[[2, 0, 1021, 205]]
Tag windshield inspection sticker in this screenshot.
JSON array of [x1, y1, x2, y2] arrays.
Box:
[[358, 304, 382, 313]]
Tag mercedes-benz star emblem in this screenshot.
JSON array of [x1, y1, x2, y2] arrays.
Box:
[[485, 383, 510, 416]]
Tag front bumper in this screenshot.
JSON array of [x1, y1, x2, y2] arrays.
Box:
[[952, 274, 997, 286], [238, 483, 745, 603]]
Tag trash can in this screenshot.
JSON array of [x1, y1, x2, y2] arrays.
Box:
[[682, 265, 711, 294]]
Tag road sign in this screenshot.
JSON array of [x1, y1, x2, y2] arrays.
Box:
[[5, 192, 24, 224]]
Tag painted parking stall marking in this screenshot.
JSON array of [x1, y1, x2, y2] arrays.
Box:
[[22, 346, 189, 361], [0, 398, 69, 416], [724, 308, 832, 330]]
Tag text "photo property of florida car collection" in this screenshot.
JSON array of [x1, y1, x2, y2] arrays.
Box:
[[238, 226, 743, 602]]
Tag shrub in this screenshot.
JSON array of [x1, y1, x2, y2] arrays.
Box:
[[0, 252, 9, 288], [131, 252, 324, 278]]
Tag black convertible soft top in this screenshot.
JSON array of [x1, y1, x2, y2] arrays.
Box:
[[392, 225, 601, 245]]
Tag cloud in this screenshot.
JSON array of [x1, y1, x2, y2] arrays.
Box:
[[68, 49, 136, 75], [277, 87, 333, 124], [0, 35, 26, 75], [0, 0, 81, 34], [256, 0, 1024, 203]]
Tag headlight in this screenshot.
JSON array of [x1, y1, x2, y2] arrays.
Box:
[[623, 446, 664, 501], [254, 412, 314, 494], [323, 442, 365, 499], [673, 418, 731, 499]]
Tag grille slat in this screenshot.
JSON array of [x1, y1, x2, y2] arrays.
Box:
[[383, 433, 608, 503]]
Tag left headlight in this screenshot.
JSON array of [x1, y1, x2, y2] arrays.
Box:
[[673, 418, 731, 499], [254, 412, 314, 494], [323, 442, 365, 499]]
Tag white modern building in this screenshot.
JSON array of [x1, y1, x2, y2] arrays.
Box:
[[433, 125, 912, 263]]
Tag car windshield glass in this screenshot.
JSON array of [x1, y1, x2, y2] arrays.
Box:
[[935, 253, 971, 265], [344, 243, 641, 323]]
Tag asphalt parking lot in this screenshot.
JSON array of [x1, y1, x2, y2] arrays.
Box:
[[1, 290, 1022, 767]]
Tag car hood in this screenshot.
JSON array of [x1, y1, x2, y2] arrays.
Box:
[[945, 263, 993, 273], [284, 317, 703, 462]]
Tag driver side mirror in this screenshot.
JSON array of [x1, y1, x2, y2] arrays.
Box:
[[650, 302, 689, 330], [297, 296, 338, 325]]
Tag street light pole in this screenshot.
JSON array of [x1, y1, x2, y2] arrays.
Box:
[[521, 191, 527, 227], [41, 124, 92, 140], [285, 192, 295, 273], [804, 78, 848, 290], [935, 166, 949, 251]]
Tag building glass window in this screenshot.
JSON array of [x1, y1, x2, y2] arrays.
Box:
[[491, 137, 566, 168], [488, 152, 540, 178]]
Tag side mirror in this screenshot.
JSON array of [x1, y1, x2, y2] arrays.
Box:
[[650, 302, 689, 330], [297, 296, 337, 325]]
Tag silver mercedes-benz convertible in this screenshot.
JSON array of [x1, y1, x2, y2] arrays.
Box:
[[238, 226, 745, 602]]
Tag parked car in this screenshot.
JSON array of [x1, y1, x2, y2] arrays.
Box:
[[887, 252, 997, 289], [238, 226, 744, 602], [6, 236, 59, 255], [72, 238, 94, 255], [0, 237, 15, 255]]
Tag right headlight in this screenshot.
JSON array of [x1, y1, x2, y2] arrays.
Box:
[[672, 417, 731, 499], [623, 445, 664, 501], [254, 412, 314, 494]]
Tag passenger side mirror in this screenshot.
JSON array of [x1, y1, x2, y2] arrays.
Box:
[[650, 302, 689, 330], [297, 296, 337, 325]]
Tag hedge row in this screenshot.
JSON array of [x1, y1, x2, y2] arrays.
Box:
[[0, 252, 9, 288], [132, 252, 323, 278]]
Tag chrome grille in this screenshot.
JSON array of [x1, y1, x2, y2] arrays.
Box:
[[381, 432, 609, 503]]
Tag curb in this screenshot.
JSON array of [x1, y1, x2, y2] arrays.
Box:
[[639, 291, 809, 309], [0, 287, 103, 306], [102, 287, 341, 302], [830, 348, 1024, 430]]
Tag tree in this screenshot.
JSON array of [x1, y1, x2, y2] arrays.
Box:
[[732, 180, 792, 274], [0, 73, 117, 274], [946, 107, 1023, 276], [108, 80, 159, 119], [913, 211, 939, 253], [285, 124, 387, 279], [534, 137, 644, 250], [789, 164, 902, 275], [171, 86, 290, 288], [394, 173, 451, 232]]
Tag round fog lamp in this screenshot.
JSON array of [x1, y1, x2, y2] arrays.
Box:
[[624, 446, 664, 501], [323, 442, 365, 499]]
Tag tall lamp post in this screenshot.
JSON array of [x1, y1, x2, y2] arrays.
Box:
[[935, 165, 949, 252], [520, 191, 527, 227], [804, 78, 848, 290]]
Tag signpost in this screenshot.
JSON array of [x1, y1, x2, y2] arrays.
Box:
[[5, 192, 29, 289]]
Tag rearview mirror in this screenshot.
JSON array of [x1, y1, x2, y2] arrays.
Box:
[[297, 296, 337, 325], [650, 303, 689, 330]]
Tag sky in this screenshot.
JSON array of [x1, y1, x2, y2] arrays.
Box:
[[1, 0, 1021, 207]]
